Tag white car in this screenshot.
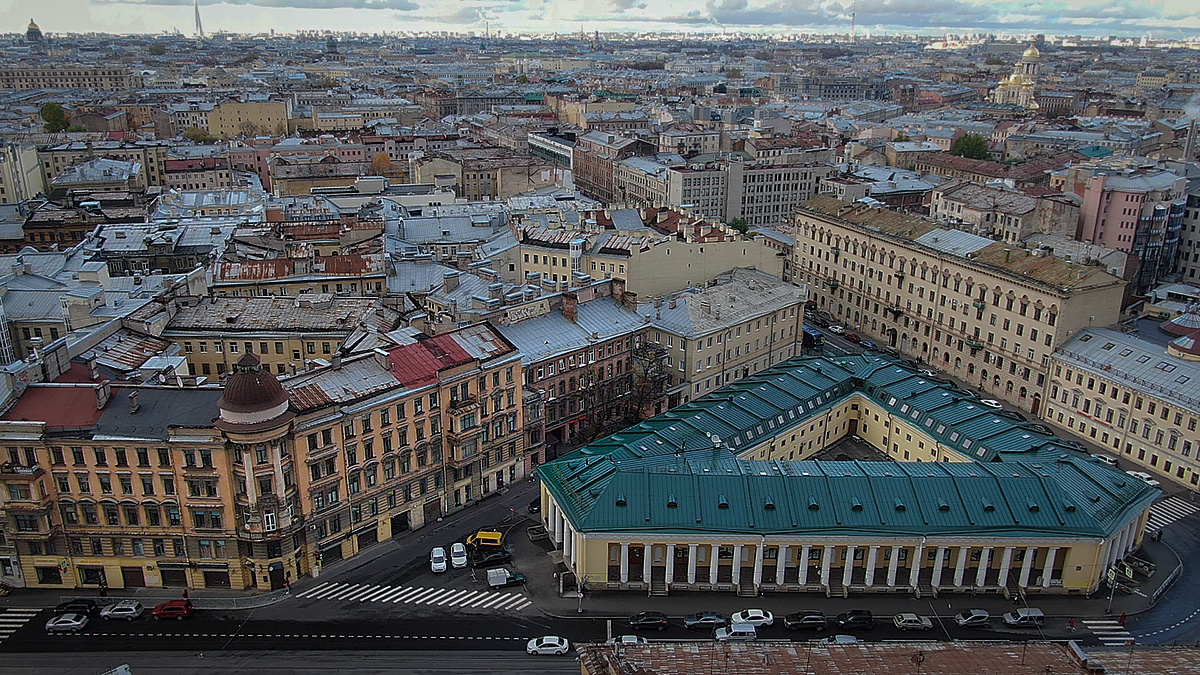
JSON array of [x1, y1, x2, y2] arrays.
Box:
[[526, 635, 570, 655], [818, 634, 860, 644], [430, 546, 448, 573], [730, 608, 774, 627], [1093, 455, 1119, 467], [1126, 471, 1162, 487], [45, 613, 89, 633], [979, 399, 1003, 410], [450, 542, 468, 569], [827, 325, 846, 335], [611, 635, 648, 645], [99, 600, 144, 621]]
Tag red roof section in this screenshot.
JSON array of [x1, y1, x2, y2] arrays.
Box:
[[388, 334, 475, 387], [3, 386, 105, 429]]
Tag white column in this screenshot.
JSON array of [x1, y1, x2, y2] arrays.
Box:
[[548, 500, 560, 542], [864, 546, 880, 587], [886, 545, 902, 587], [799, 545, 811, 585], [687, 544, 698, 584], [997, 547, 1015, 589], [909, 544, 924, 588], [562, 524, 573, 568], [776, 545, 789, 585], [709, 544, 719, 585], [820, 545, 834, 586], [1018, 547, 1036, 588], [665, 545, 675, 585], [642, 543, 652, 582], [974, 547, 991, 588], [1041, 546, 1059, 588], [953, 546, 969, 587], [731, 544, 744, 585], [619, 543, 629, 583], [931, 547, 947, 587], [842, 545, 856, 587], [753, 544, 766, 587]]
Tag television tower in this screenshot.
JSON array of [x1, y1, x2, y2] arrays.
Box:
[[194, 0, 205, 38], [850, 0, 856, 43]]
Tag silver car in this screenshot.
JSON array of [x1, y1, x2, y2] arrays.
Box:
[[45, 613, 89, 633], [100, 600, 144, 621]]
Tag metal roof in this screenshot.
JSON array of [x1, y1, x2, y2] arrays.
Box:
[[1056, 327, 1200, 413]]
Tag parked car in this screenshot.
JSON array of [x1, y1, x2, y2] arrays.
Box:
[[628, 611, 669, 631], [817, 634, 860, 645], [979, 399, 1004, 410], [1002, 607, 1045, 627], [430, 546, 448, 573], [54, 599, 100, 616], [100, 600, 144, 621], [1126, 471, 1162, 487], [527, 497, 541, 513], [845, 332, 861, 343], [827, 325, 846, 335], [784, 610, 827, 631], [683, 611, 727, 630], [836, 610, 874, 629], [954, 609, 990, 628], [45, 613, 89, 633], [918, 369, 938, 378], [611, 635, 648, 645], [1093, 455, 1120, 467], [486, 567, 526, 589], [1060, 440, 1086, 451], [730, 608, 774, 627], [859, 341, 877, 350], [715, 623, 758, 642], [893, 613, 933, 631], [470, 548, 513, 568], [450, 542, 468, 569], [150, 600, 193, 621], [526, 635, 570, 655]]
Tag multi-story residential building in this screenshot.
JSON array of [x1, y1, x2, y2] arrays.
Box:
[[572, 132, 654, 204], [793, 195, 1127, 414], [24, 199, 146, 252], [911, 151, 1080, 190], [160, 294, 401, 378], [1046, 326, 1200, 489], [0, 142, 45, 205], [658, 124, 720, 158], [209, 254, 388, 298], [639, 267, 808, 408], [164, 158, 232, 192], [0, 323, 528, 591], [207, 100, 291, 139], [495, 278, 651, 449], [412, 149, 559, 202], [38, 140, 171, 189], [87, 220, 238, 276], [1180, 192, 1200, 283], [666, 160, 833, 228], [612, 155, 681, 207], [0, 66, 141, 91], [527, 130, 576, 170], [1066, 165, 1187, 294], [744, 135, 834, 165], [228, 138, 369, 193], [775, 75, 891, 100], [929, 181, 1079, 244], [536, 353, 1155, 598]]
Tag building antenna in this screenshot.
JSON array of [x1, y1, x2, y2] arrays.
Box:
[[194, 0, 204, 38]]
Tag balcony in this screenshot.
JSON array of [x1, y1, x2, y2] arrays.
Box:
[[824, 279, 840, 289], [965, 341, 984, 350], [448, 396, 481, 413], [885, 306, 904, 318], [0, 464, 44, 481], [972, 301, 987, 310]]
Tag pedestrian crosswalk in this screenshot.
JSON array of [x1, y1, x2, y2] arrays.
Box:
[[294, 581, 533, 612], [0, 608, 40, 643], [1083, 619, 1134, 645], [1145, 496, 1200, 532]]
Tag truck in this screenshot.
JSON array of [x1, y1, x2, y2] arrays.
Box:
[[487, 567, 526, 589]]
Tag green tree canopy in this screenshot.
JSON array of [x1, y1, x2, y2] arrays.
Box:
[[148, 44, 167, 56], [183, 127, 218, 143], [728, 218, 749, 234], [950, 133, 991, 160], [40, 102, 68, 132], [894, 131, 911, 142]]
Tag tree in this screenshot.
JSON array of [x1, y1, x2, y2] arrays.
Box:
[[40, 102, 68, 132], [66, 124, 85, 133], [725, 67, 743, 79], [148, 44, 167, 56], [894, 131, 911, 142], [183, 127, 218, 143], [237, 121, 260, 137], [950, 133, 991, 160], [754, 50, 773, 61], [368, 151, 395, 176], [728, 218, 749, 234]]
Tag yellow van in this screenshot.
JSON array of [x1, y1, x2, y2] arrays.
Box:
[[466, 530, 503, 548]]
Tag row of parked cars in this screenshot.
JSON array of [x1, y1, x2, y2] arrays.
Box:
[[46, 598, 195, 633]]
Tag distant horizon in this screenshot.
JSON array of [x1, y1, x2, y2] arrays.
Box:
[[8, 0, 1200, 41]]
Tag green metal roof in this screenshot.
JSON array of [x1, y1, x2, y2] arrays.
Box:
[[538, 354, 1158, 539]]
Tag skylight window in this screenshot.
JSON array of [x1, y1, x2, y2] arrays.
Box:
[[1137, 355, 1151, 363]]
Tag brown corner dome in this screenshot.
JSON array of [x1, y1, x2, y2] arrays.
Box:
[[216, 351, 293, 431], [1167, 329, 1200, 362], [1160, 308, 1200, 337]]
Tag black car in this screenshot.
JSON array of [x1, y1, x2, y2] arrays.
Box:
[[527, 497, 541, 514], [784, 610, 827, 631], [683, 611, 727, 630], [836, 609, 874, 629], [628, 611, 669, 631], [54, 599, 100, 616], [470, 549, 513, 568]]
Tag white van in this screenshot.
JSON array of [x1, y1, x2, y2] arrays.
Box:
[[1002, 607, 1045, 627], [715, 623, 758, 641]]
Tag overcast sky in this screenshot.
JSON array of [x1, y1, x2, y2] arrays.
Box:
[[9, 0, 1200, 38]]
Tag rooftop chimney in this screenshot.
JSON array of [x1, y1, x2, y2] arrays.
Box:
[[443, 270, 461, 292], [128, 390, 140, 415], [95, 380, 112, 410], [562, 292, 578, 323]]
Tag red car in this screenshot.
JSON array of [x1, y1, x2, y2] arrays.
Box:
[[845, 332, 861, 343], [151, 599, 194, 620]]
